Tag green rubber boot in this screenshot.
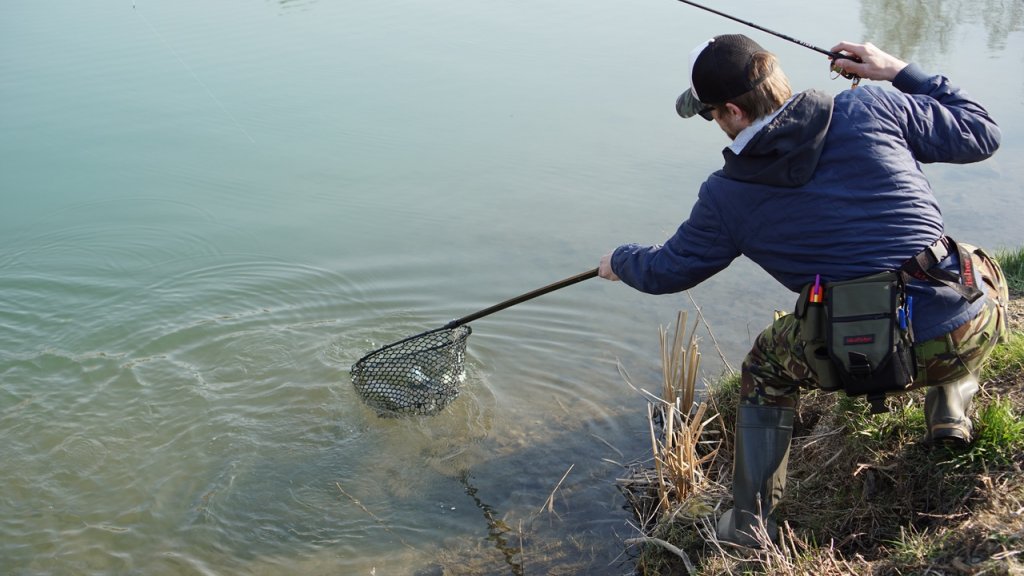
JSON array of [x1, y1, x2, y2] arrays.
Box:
[[924, 378, 978, 447], [717, 404, 794, 548]]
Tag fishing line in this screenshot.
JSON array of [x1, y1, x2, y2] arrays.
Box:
[[675, 0, 861, 83], [675, 0, 844, 58], [133, 2, 256, 144]]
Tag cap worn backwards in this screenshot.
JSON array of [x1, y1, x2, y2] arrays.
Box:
[[676, 34, 772, 119]]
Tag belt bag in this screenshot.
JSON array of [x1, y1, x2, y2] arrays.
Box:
[[826, 271, 916, 412], [795, 287, 840, 392]]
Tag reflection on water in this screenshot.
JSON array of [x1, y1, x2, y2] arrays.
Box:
[[860, 0, 1024, 59], [273, 0, 319, 14]]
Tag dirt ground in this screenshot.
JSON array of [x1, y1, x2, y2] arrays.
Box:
[[1007, 289, 1023, 332]]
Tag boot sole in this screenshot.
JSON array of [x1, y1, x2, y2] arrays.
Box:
[[927, 423, 972, 448]]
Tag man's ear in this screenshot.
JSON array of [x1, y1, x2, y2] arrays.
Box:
[[723, 102, 746, 121]]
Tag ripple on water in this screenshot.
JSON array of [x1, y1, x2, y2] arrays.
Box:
[[0, 197, 221, 271], [52, 435, 110, 476], [0, 209, 613, 574]]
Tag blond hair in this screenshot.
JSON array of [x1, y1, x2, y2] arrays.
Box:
[[713, 51, 792, 121]]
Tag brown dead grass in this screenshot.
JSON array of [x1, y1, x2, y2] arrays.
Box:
[[627, 291, 1024, 576]]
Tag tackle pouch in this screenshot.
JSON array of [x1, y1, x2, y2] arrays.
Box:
[[826, 271, 916, 413], [795, 284, 841, 392]]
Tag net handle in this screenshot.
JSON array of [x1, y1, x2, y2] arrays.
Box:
[[444, 267, 599, 329], [353, 267, 598, 368]]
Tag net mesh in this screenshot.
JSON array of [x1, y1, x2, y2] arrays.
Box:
[[350, 325, 472, 417]]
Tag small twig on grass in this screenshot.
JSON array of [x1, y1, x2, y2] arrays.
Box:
[[625, 536, 697, 575], [992, 549, 1023, 561], [800, 449, 845, 484], [797, 425, 846, 450]]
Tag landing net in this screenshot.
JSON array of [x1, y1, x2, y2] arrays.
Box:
[[350, 325, 471, 417]]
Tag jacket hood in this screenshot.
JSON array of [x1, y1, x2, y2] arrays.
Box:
[[722, 90, 834, 187]]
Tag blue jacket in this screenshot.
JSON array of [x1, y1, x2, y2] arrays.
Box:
[[611, 64, 1001, 342]]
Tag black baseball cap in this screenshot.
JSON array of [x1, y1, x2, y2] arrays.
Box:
[[676, 34, 772, 120]]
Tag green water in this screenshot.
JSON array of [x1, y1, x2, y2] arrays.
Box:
[[2, 0, 1021, 573]]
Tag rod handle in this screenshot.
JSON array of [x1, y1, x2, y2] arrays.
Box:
[[446, 268, 599, 329]]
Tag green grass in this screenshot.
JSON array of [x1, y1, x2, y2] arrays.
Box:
[[950, 396, 1024, 470], [995, 247, 1024, 293], [833, 392, 927, 448], [983, 331, 1024, 379], [886, 524, 953, 567]]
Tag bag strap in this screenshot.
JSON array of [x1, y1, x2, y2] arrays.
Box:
[[899, 236, 983, 303]]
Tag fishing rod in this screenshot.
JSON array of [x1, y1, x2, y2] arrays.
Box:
[[675, 0, 861, 83]]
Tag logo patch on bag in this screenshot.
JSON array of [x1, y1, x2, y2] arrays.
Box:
[[962, 255, 975, 288], [844, 334, 875, 345]]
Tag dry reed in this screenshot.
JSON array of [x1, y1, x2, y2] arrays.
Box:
[[619, 310, 720, 527], [653, 311, 719, 511]]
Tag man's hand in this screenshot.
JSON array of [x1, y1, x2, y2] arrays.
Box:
[[830, 41, 907, 83], [599, 252, 620, 281]]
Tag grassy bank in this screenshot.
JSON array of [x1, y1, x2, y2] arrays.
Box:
[[626, 248, 1024, 575]]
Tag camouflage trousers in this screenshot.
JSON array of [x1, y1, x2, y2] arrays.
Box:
[[740, 249, 1009, 408]]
